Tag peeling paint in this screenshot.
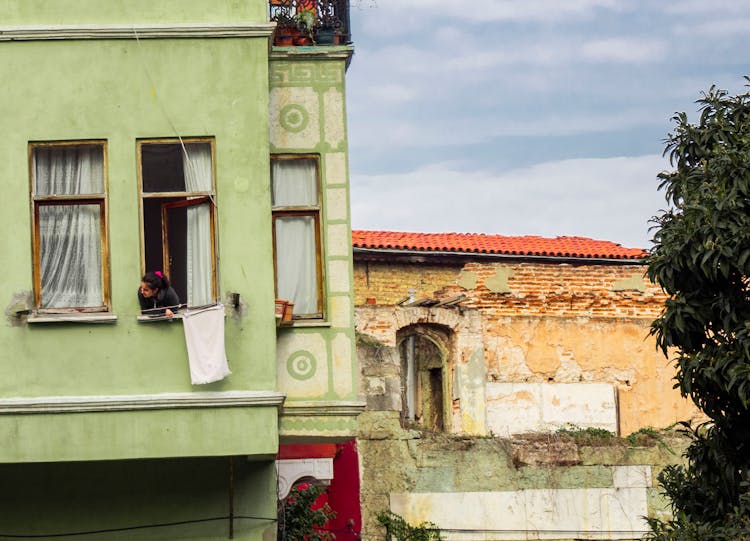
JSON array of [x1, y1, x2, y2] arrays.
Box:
[[484, 266, 514, 293], [457, 270, 477, 290], [612, 272, 646, 292], [5, 291, 31, 327]]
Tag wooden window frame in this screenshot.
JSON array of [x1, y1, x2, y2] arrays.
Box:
[[29, 140, 110, 313], [137, 138, 218, 307], [271, 154, 325, 320]]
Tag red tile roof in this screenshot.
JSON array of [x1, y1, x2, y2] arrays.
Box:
[[352, 230, 647, 260]]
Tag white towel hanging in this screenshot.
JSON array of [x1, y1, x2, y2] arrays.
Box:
[[182, 304, 231, 385]]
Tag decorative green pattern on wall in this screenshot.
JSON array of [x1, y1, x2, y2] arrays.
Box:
[[280, 415, 357, 435], [279, 104, 309, 133], [270, 61, 343, 86], [286, 350, 317, 381]]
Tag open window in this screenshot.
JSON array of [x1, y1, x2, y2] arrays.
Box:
[[271, 155, 324, 319], [138, 139, 216, 308], [30, 141, 109, 311]]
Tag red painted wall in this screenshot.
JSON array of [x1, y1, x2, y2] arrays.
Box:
[[279, 440, 361, 539]]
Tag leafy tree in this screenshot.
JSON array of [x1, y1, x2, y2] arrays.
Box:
[[647, 78, 750, 540]]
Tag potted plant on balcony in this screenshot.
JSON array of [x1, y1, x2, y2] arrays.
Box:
[[314, 0, 342, 45], [293, 7, 317, 46], [314, 12, 341, 45], [272, 11, 300, 46]]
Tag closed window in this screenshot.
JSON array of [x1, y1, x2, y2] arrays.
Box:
[[138, 139, 217, 308], [271, 156, 323, 319], [30, 142, 109, 311]]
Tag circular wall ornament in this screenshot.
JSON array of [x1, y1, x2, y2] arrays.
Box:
[[280, 104, 309, 133], [287, 350, 317, 380]]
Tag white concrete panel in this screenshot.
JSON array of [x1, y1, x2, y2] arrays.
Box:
[[485, 383, 543, 436], [390, 488, 649, 540], [327, 260, 350, 294], [326, 223, 350, 257], [329, 295, 351, 329], [486, 382, 617, 436], [541, 383, 617, 432], [324, 153, 346, 186], [332, 332, 353, 397], [612, 465, 652, 488], [325, 187, 348, 220], [323, 87, 345, 150]]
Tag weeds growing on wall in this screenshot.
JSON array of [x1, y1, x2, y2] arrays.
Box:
[[553, 424, 616, 446], [377, 511, 442, 541]]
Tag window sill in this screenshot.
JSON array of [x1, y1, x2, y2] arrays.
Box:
[[136, 314, 183, 323], [28, 313, 118, 324], [285, 320, 331, 328]]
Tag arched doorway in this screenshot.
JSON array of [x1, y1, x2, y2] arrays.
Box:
[[397, 324, 452, 431]]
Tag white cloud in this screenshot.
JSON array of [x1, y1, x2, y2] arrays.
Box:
[[349, 108, 663, 149], [680, 18, 750, 37], [361, 0, 622, 24], [351, 155, 668, 248], [580, 38, 667, 63], [363, 83, 420, 104], [662, 0, 750, 15]]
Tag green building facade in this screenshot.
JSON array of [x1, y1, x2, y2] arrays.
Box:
[[0, 1, 359, 539]]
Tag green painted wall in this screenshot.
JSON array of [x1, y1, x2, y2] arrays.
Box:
[[269, 54, 361, 440], [0, 407, 279, 463], [0, 457, 277, 540], [0, 6, 279, 461], [0, 0, 266, 25]]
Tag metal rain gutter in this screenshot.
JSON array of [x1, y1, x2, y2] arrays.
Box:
[[352, 246, 647, 265]]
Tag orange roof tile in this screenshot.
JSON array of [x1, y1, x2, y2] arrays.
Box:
[[352, 230, 647, 260]]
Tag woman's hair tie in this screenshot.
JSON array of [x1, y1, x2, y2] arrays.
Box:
[[155, 271, 164, 279]]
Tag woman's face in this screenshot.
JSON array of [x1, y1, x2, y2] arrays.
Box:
[[140, 282, 158, 298]]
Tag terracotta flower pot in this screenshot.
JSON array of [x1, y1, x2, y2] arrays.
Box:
[[274, 34, 294, 46]]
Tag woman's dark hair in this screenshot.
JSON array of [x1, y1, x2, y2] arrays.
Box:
[[142, 271, 170, 291]]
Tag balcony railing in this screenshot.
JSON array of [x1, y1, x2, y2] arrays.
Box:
[[269, 0, 351, 47]]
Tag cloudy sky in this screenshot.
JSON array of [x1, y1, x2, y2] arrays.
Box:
[[344, 0, 750, 249]]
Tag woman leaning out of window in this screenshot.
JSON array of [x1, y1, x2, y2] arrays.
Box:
[[138, 271, 180, 317]]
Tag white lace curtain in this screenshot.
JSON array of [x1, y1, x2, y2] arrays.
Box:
[[271, 159, 319, 315], [34, 146, 104, 308], [182, 143, 213, 307]]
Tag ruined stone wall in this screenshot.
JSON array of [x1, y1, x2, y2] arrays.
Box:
[[357, 409, 688, 541], [354, 260, 697, 539], [354, 260, 699, 435]]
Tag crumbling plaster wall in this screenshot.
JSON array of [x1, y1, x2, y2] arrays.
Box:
[[356, 409, 688, 541], [354, 259, 698, 539], [354, 260, 699, 435], [358, 306, 487, 435]]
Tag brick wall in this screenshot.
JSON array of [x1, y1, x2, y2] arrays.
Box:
[[354, 257, 699, 436], [354, 259, 667, 319]]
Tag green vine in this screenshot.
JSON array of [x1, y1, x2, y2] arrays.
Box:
[[376, 510, 442, 541]]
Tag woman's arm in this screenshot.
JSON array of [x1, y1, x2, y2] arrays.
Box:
[[163, 287, 181, 316]]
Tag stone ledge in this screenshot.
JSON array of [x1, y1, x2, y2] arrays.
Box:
[[0, 391, 285, 414], [0, 23, 275, 41]]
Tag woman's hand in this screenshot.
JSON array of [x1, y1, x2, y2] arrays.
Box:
[[165, 309, 174, 318]]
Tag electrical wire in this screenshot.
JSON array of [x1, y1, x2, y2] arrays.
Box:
[[0, 515, 276, 539], [131, 27, 218, 209]]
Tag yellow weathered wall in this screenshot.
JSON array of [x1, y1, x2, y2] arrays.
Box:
[[354, 259, 700, 435]]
